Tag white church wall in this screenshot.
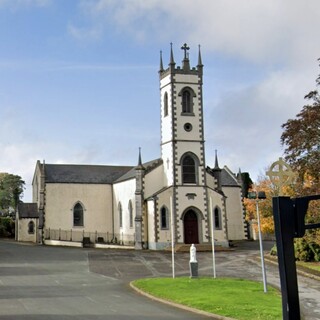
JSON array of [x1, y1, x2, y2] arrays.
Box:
[[160, 82, 173, 143], [149, 188, 173, 250], [205, 172, 217, 189], [45, 183, 112, 236], [144, 165, 165, 198], [113, 179, 136, 244], [207, 190, 229, 246], [223, 186, 246, 240], [161, 143, 173, 186], [17, 218, 38, 243], [32, 161, 42, 207], [146, 199, 156, 249]]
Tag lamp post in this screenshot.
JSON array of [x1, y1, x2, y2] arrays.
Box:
[[248, 191, 267, 293]]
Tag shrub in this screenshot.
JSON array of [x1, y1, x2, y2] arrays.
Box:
[[294, 238, 320, 262], [0, 217, 15, 238]]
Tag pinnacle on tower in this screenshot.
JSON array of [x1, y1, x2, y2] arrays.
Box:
[[169, 42, 175, 67], [214, 149, 220, 170], [212, 150, 222, 190], [159, 50, 164, 73], [197, 44, 203, 75], [136, 147, 145, 170]]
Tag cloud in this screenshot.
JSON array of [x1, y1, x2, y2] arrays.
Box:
[[205, 64, 318, 179], [73, 0, 320, 65], [0, 0, 51, 9]]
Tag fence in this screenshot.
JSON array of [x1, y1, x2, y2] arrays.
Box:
[[44, 229, 135, 246]]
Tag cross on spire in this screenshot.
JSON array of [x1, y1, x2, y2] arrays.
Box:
[[181, 43, 190, 59]]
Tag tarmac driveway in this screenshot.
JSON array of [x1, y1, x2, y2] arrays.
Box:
[[1, 240, 319, 319], [0, 241, 209, 320]]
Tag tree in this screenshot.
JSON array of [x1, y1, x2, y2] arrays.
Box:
[[281, 59, 320, 185], [240, 172, 253, 198], [0, 173, 25, 215], [243, 177, 280, 234]]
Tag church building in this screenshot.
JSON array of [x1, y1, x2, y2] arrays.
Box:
[[19, 44, 246, 249]]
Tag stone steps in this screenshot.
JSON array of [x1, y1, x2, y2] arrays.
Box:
[[165, 243, 230, 252]]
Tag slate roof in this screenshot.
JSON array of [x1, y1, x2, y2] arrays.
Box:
[[18, 203, 39, 219], [114, 158, 163, 183], [221, 166, 240, 187], [44, 164, 133, 184]]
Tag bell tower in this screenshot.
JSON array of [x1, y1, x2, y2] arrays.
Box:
[[159, 43, 205, 187], [159, 43, 208, 244]]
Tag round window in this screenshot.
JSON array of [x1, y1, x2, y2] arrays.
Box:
[[184, 123, 193, 132]]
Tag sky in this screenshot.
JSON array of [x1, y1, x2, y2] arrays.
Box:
[[1, 0, 320, 202]]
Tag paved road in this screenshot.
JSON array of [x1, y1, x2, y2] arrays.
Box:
[[0, 240, 319, 319]]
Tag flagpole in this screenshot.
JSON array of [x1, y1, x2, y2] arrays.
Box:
[[170, 196, 175, 278]]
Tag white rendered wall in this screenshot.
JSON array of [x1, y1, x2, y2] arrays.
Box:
[[207, 190, 229, 245], [113, 178, 136, 244], [17, 218, 38, 243], [223, 186, 246, 240], [144, 164, 165, 198], [149, 188, 173, 250], [45, 183, 112, 234]]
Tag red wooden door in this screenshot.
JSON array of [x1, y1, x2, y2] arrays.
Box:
[[184, 210, 199, 244]]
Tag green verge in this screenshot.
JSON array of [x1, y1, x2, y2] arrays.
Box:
[[132, 277, 282, 320], [297, 261, 320, 272]]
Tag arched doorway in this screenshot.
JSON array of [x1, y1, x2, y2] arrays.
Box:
[[183, 210, 199, 244]]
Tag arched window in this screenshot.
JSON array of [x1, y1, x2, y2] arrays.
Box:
[[28, 221, 35, 234], [164, 92, 168, 117], [182, 90, 191, 113], [179, 87, 195, 115], [182, 154, 197, 184], [214, 207, 222, 230], [128, 200, 133, 228], [160, 206, 169, 229], [118, 202, 123, 228], [73, 203, 84, 227]]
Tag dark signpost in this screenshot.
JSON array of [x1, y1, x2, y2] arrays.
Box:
[[272, 195, 320, 320]]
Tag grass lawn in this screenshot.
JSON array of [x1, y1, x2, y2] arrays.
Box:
[[132, 277, 282, 320]]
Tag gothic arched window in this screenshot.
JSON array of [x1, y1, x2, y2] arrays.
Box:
[[179, 87, 196, 115], [118, 202, 123, 228], [182, 90, 191, 113], [182, 154, 198, 184], [128, 200, 133, 228], [160, 206, 169, 229], [73, 203, 84, 227], [164, 92, 168, 117], [214, 207, 222, 230], [28, 221, 35, 234]]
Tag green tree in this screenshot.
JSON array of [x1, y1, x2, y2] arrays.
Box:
[[0, 173, 25, 215], [241, 172, 253, 198], [281, 59, 320, 186]]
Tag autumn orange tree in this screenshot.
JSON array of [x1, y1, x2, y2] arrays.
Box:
[[243, 176, 293, 235], [280, 60, 320, 261]]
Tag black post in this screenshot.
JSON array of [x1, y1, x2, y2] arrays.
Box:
[[272, 197, 300, 320]]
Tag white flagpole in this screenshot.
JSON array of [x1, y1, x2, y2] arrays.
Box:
[[210, 197, 217, 278], [170, 196, 175, 279]]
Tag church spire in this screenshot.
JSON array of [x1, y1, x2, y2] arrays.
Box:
[[159, 50, 164, 73], [136, 147, 145, 170], [214, 149, 220, 170], [212, 150, 222, 190], [197, 44, 203, 75], [237, 168, 243, 184], [169, 42, 175, 71]]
